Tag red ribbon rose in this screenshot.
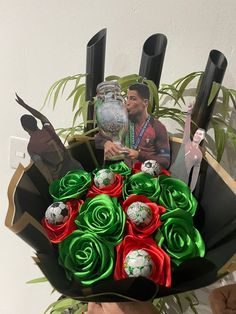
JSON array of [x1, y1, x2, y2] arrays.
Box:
[[86, 173, 123, 198], [42, 199, 83, 244], [114, 235, 171, 287], [123, 195, 166, 238], [132, 161, 171, 176]]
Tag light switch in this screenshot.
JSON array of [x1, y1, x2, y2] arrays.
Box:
[[9, 136, 30, 169]]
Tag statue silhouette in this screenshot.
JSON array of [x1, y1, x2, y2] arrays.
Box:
[[16, 93, 83, 183]]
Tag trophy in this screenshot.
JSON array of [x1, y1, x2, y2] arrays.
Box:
[[95, 81, 128, 160]]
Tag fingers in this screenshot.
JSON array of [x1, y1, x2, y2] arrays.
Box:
[[86, 302, 104, 314], [226, 285, 236, 310], [15, 93, 23, 105], [126, 148, 138, 160], [209, 285, 236, 314], [104, 142, 122, 159], [209, 288, 227, 314], [102, 301, 160, 314]]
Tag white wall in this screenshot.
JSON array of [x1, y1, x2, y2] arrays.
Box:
[[0, 1, 235, 313]]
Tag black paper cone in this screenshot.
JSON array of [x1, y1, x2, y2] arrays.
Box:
[[192, 50, 228, 132], [139, 33, 167, 89], [85, 29, 106, 132], [85, 29, 106, 101]]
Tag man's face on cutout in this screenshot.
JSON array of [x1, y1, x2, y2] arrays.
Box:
[[193, 129, 205, 144], [125, 90, 147, 121]]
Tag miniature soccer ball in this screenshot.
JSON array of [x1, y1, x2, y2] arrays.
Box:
[[94, 169, 116, 188], [141, 160, 161, 176], [127, 202, 152, 226], [45, 202, 69, 225], [124, 249, 153, 278]]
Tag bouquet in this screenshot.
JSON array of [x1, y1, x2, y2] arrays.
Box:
[[5, 155, 236, 302]]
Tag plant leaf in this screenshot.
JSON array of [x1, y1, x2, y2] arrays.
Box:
[[81, 92, 88, 125], [172, 71, 203, 87], [42, 78, 65, 109], [144, 79, 159, 114], [229, 89, 236, 110], [72, 85, 85, 111], [221, 86, 230, 119], [196, 72, 204, 96], [207, 82, 221, 106], [71, 84, 86, 110], [178, 73, 202, 99], [67, 78, 86, 101], [72, 105, 84, 127], [212, 120, 226, 161], [84, 126, 99, 136], [105, 75, 120, 81], [118, 74, 142, 92], [117, 74, 141, 85], [26, 277, 48, 284], [53, 77, 70, 109], [43, 300, 63, 314], [44, 298, 77, 314], [160, 84, 184, 104], [61, 75, 77, 95], [228, 131, 236, 152]]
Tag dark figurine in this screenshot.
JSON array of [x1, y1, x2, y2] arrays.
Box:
[[16, 93, 83, 183]]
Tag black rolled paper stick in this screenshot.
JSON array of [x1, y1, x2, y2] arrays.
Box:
[[191, 50, 228, 133], [85, 29, 107, 131], [139, 33, 167, 89]]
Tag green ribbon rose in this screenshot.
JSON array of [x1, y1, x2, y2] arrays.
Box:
[[92, 162, 131, 178], [158, 175, 197, 216], [155, 208, 205, 267], [107, 161, 132, 177], [49, 170, 91, 202], [58, 230, 114, 285], [75, 194, 125, 246], [123, 172, 160, 201]]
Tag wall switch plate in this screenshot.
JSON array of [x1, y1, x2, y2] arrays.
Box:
[[9, 136, 30, 169]]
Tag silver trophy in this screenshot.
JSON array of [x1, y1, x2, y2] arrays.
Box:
[[96, 81, 128, 160]]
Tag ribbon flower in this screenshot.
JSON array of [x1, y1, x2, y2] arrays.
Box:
[[49, 170, 91, 202], [42, 199, 83, 243], [75, 194, 126, 246], [122, 195, 166, 238], [158, 175, 197, 216], [155, 208, 205, 267], [58, 230, 114, 285], [108, 161, 132, 177], [87, 173, 123, 198], [123, 172, 160, 201], [114, 235, 171, 287]]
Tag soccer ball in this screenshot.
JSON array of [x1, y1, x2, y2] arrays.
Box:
[[141, 160, 161, 176], [94, 169, 116, 188], [127, 202, 152, 226], [124, 249, 153, 278], [45, 202, 69, 225]]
